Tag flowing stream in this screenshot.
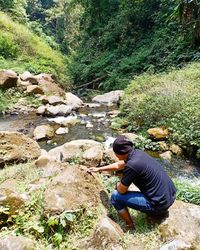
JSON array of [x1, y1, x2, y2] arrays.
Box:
[[0, 101, 199, 182]]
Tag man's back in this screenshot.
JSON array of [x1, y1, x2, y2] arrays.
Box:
[[121, 149, 176, 210]]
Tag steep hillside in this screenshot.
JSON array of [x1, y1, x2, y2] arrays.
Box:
[[0, 12, 69, 87]]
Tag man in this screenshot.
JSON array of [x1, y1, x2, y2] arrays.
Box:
[[88, 136, 176, 229]]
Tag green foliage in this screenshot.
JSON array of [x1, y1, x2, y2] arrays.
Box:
[[0, 0, 27, 23], [121, 63, 200, 157], [67, 0, 200, 90], [174, 179, 200, 205], [0, 12, 69, 86], [0, 33, 19, 58], [0, 90, 8, 112]]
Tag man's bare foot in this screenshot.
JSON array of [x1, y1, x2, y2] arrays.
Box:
[[124, 222, 136, 231]]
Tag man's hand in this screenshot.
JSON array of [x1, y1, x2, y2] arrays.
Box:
[[88, 167, 101, 173]]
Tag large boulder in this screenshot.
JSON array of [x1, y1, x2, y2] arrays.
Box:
[[159, 200, 200, 249], [35, 73, 65, 96], [65, 92, 83, 109], [82, 146, 104, 167], [33, 125, 54, 140], [0, 236, 34, 250], [0, 132, 41, 167], [0, 70, 18, 89], [43, 164, 104, 215], [103, 148, 119, 164], [47, 140, 104, 166], [92, 90, 124, 105], [147, 127, 169, 140]]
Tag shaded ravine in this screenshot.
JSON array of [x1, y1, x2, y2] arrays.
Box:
[[0, 102, 199, 181]]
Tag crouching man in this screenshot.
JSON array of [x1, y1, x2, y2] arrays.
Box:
[[88, 136, 176, 229]]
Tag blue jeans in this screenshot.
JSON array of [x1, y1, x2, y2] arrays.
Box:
[[111, 190, 160, 214]]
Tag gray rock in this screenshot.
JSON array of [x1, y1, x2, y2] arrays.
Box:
[[33, 125, 54, 140], [82, 146, 103, 167], [84, 215, 124, 250], [92, 90, 124, 104], [65, 92, 83, 109], [46, 104, 73, 116], [159, 200, 200, 249], [55, 127, 69, 135], [47, 95, 65, 105], [160, 239, 191, 250], [36, 105, 46, 115], [48, 139, 104, 166], [159, 151, 172, 162], [0, 235, 34, 250], [20, 71, 39, 84]]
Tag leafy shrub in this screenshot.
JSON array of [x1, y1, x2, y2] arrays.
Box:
[[174, 179, 200, 205], [0, 33, 19, 58], [121, 63, 200, 157]]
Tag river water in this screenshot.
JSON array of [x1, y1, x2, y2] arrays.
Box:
[[0, 102, 199, 182]]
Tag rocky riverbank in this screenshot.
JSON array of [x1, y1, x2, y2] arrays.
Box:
[[0, 69, 200, 249]]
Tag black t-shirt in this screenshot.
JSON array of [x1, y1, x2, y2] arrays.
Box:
[[121, 149, 176, 210]]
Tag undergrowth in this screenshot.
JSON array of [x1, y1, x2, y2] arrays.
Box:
[[120, 62, 200, 158]]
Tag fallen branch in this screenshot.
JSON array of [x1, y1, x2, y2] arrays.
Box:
[[73, 75, 107, 90]]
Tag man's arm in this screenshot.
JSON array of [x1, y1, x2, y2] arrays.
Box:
[[88, 161, 125, 173], [116, 182, 129, 194]]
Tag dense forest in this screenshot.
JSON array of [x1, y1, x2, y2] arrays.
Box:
[[1, 0, 200, 90]]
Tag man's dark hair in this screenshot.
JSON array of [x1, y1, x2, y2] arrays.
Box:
[[113, 136, 133, 155]]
